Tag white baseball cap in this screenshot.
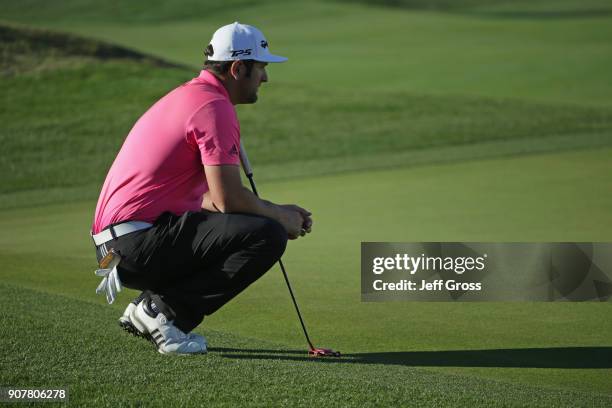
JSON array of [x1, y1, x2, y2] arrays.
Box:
[[206, 22, 288, 63]]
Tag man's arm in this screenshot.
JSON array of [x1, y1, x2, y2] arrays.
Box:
[[202, 164, 310, 239]]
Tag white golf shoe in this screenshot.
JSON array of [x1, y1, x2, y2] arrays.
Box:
[[119, 302, 145, 338], [119, 299, 208, 349], [128, 299, 207, 355]]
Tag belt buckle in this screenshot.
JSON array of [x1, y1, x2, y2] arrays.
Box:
[[99, 248, 120, 268]]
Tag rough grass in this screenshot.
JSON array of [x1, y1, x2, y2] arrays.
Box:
[[0, 23, 182, 76]]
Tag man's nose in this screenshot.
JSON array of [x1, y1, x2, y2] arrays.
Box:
[[261, 70, 268, 83]]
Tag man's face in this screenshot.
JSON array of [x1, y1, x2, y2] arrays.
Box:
[[237, 61, 268, 104]]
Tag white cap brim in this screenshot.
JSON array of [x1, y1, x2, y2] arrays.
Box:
[[257, 54, 288, 63]]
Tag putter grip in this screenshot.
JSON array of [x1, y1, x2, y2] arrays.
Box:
[[239, 144, 253, 177]]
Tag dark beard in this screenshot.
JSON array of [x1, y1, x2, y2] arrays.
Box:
[[246, 92, 258, 104]]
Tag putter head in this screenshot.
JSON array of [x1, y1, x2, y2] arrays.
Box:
[[308, 347, 341, 358]]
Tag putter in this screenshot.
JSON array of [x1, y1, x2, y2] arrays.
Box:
[[239, 145, 340, 358]]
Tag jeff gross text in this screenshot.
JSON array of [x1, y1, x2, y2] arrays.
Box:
[[371, 254, 486, 292]]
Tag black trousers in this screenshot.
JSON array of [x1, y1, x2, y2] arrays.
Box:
[[95, 211, 288, 332]]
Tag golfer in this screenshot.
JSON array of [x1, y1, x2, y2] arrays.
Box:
[[90, 22, 311, 355]]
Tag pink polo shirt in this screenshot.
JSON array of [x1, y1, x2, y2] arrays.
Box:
[[92, 70, 240, 234]]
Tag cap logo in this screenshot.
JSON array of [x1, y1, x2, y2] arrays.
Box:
[[205, 44, 214, 57], [230, 49, 252, 57], [260, 40, 268, 49]]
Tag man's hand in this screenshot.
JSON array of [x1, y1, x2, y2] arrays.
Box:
[[280, 204, 312, 235], [278, 204, 313, 239], [203, 165, 313, 239]]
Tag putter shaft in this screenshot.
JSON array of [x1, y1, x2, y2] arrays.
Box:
[[240, 145, 316, 351]]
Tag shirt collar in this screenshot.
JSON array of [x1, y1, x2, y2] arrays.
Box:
[[197, 70, 231, 101]]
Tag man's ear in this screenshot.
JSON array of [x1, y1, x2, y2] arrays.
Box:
[[229, 60, 242, 80]]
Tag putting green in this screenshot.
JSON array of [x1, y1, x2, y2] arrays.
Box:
[[2, 148, 611, 395]]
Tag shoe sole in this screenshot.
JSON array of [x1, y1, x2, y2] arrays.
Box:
[[119, 318, 168, 354], [118, 318, 147, 339], [120, 303, 177, 352]]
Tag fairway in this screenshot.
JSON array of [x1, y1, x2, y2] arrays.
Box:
[[1, 0, 612, 406]]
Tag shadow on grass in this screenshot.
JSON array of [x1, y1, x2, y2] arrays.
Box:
[[209, 346, 612, 368]]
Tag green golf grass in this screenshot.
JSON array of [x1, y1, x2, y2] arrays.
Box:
[[1, 0, 611, 405], [1, 149, 611, 405], [4, 0, 612, 106], [2, 22, 611, 209], [1, 282, 610, 407]]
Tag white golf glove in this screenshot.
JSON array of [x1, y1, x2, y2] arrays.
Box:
[[94, 253, 122, 304]]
